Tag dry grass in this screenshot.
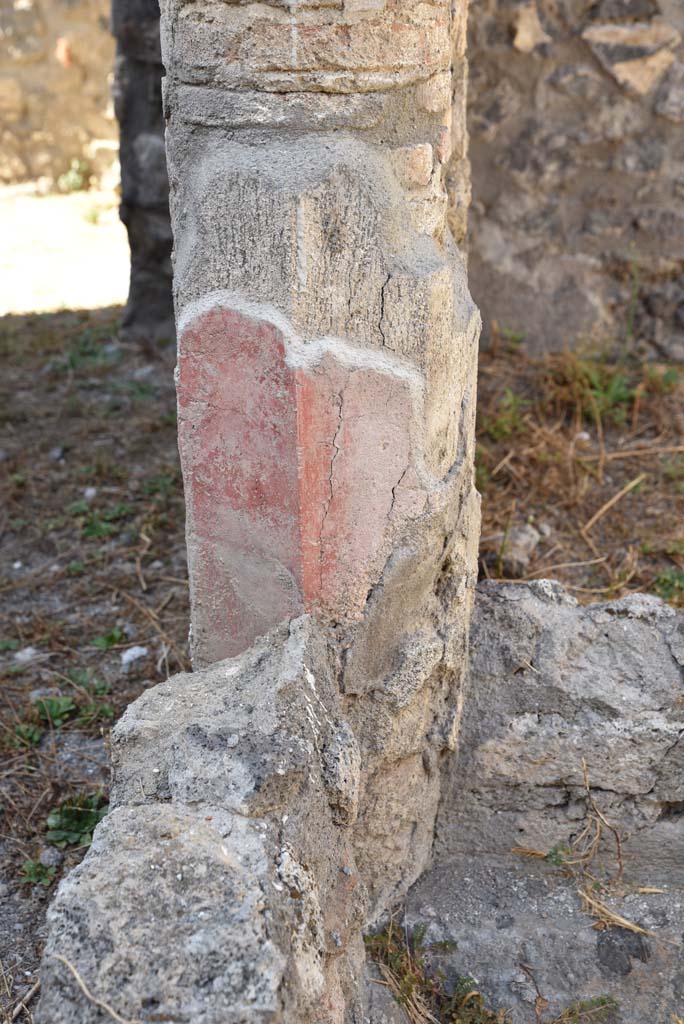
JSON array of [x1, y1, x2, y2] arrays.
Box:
[[366, 916, 618, 1024], [477, 329, 684, 603]]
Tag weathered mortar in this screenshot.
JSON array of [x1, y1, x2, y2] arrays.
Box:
[[467, 0, 684, 359]]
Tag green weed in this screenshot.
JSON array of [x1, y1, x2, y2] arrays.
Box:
[[365, 919, 504, 1023], [653, 568, 684, 606], [20, 859, 56, 887], [91, 627, 124, 651], [34, 696, 76, 729], [11, 723, 43, 747], [45, 793, 108, 848], [57, 158, 91, 193], [482, 388, 529, 442]]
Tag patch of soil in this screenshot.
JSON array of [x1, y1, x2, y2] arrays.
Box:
[[0, 308, 188, 1021]]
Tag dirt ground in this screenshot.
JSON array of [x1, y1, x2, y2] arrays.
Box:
[[0, 306, 188, 1021], [1, 193, 683, 1022]]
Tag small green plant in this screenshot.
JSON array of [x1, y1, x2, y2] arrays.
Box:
[[0, 638, 19, 652], [67, 559, 86, 576], [83, 515, 117, 539], [482, 388, 529, 442], [365, 920, 504, 1023], [34, 695, 76, 728], [76, 697, 115, 728], [91, 627, 125, 650], [554, 995, 619, 1023], [546, 354, 636, 427], [653, 568, 684, 606], [102, 502, 133, 521], [20, 859, 56, 887], [45, 793, 108, 848], [67, 499, 90, 517], [500, 327, 526, 350], [12, 723, 43, 747], [143, 472, 177, 499], [57, 158, 91, 193], [546, 842, 572, 867]]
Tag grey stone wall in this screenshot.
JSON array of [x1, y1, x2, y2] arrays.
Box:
[[407, 581, 684, 1023], [467, 0, 684, 359]]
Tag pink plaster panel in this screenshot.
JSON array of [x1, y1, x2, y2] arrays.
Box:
[[178, 305, 419, 661], [177, 307, 303, 661]]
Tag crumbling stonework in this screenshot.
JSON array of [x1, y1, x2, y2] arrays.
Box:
[[407, 581, 684, 1023], [467, 0, 684, 359], [37, 3, 480, 1021], [39, 620, 368, 1023], [0, 0, 116, 184], [112, 0, 174, 347]]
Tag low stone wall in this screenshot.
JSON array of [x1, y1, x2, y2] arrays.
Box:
[[407, 581, 684, 1022], [38, 619, 375, 1023], [467, 0, 684, 360], [37, 582, 684, 1022], [0, 0, 116, 184]]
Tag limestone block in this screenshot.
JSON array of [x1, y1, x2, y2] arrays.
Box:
[[37, 619, 367, 1024], [439, 581, 684, 869], [404, 581, 684, 1023]]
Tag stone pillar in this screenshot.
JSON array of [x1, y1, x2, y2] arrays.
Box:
[[112, 0, 174, 349], [35, 9, 480, 1024], [164, 0, 480, 915]]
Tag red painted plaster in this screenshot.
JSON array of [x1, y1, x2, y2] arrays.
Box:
[[178, 306, 417, 661]]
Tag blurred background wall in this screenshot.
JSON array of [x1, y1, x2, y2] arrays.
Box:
[[0, 0, 117, 188], [467, 0, 684, 360]]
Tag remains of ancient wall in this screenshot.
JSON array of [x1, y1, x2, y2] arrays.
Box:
[[0, 0, 116, 184], [467, 0, 684, 359], [407, 581, 684, 1022], [37, 3, 481, 1021], [112, 0, 174, 347]]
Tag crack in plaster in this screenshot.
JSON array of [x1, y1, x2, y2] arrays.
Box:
[[319, 385, 346, 592], [378, 271, 391, 348]]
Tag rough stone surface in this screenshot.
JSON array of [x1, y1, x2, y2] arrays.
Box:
[[38, 619, 367, 1024], [112, 0, 174, 348], [0, 0, 116, 183], [165, 0, 480, 667], [166, 0, 481, 918], [467, 0, 684, 360], [403, 581, 684, 1023]]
